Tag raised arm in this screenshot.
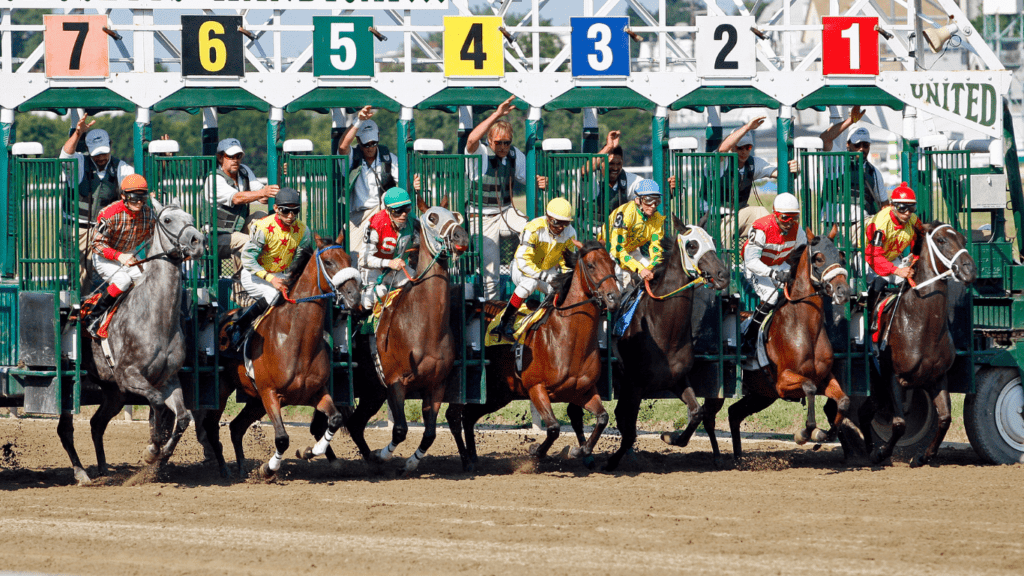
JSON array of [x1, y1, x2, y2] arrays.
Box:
[[719, 116, 765, 153], [465, 96, 515, 154], [819, 106, 864, 152], [337, 106, 375, 155], [62, 113, 95, 155]]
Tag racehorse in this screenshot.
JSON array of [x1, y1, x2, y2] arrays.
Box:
[[339, 198, 469, 474], [587, 222, 731, 471], [59, 198, 205, 485], [447, 239, 621, 471], [728, 225, 864, 461], [199, 232, 360, 479], [861, 221, 976, 466]]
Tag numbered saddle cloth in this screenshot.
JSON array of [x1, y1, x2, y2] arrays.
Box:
[[80, 292, 122, 340], [871, 294, 899, 344], [362, 288, 403, 335], [483, 301, 548, 347]]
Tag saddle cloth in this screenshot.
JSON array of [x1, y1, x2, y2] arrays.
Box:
[[612, 284, 644, 338], [871, 294, 899, 344], [361, 288, 403, 335], [80, 292, 122, 340], [739, 309, 775, 371], [484, 301, 549, 347]]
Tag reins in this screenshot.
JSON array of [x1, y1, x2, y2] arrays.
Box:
[[553, 253, 615, 312], [910, 225, 970, 291], [281, 245, 348, 305], [644, 235, 710, 300]]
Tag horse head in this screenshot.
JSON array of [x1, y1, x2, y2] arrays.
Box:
[[804, 224, 850, 305], [568, 239, 620, 313], [920, 222, 976, 285], [313, 231, 361, 310], [416, 195, 470, 257], [150, 196, 205, 261], [678, 224, 730, 291]]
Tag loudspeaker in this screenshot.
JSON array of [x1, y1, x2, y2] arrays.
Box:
[[924, 24, 958, 54]]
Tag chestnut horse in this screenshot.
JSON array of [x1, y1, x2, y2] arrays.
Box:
[[862, 221, 976, 466], [340, 199, 469, 474], [583, 223, 731, 471], [447, 239, 621, 471], [728, 225, 864, 461], [200, 232, 361, 479]]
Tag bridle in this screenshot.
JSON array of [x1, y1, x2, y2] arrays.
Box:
[[911, 224, 970, 291], [785, 237, 848, 303], [282, 245, 360, 308], [645, 228, 719, 301], [555, 249, 617, 313], [132, 205, 201, 265]]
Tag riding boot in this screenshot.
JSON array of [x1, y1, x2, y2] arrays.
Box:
[[82, 292, 118, 338], [491, 303, 518, 340], [229, 299, 270, 348], [740, 300, 773, 357], [866, 276, 888, 332]]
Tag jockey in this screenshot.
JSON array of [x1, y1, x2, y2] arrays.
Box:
[[865, 182, 923, 316], [491, 197, 578, 339], [740, 192, 807, 356], [607, 179, 665, 288], [228, 187, 313, 347], [358, 187, 417, 310], [82, 174, 156, 337]]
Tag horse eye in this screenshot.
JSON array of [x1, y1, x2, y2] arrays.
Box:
[[587, 263, 596, 270], [937, 237, 946, 244], [163, 217, 171, 224]]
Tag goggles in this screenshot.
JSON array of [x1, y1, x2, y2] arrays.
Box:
[[123, 193, 147, 204], [388, 205, 412, 216], [638, 195, 661, 207], [277, 206, 300, 216], [547, 217, 570, 229], [893, 203, 916, 214], [775, 211, 799, 224]]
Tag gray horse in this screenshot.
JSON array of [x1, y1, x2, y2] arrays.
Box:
[[58, 198, 205, 485]]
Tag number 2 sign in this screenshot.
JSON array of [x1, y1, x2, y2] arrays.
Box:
[[44, 15, 109, 78], [695, 16, 756, 79], [822, 17, 879, 75], [570, 17, 629, 77]]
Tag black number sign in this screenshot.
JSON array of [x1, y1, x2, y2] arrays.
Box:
[[714, 24, 739, 70], [181, 15, 244, 77], [460, 22, 487, 70]]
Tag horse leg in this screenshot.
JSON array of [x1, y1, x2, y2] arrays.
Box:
[[377, 383, 409, 461], [912, 379, 952, 468], [566, 403, 587, 447], [345, 386, 387, 463], [156, 385, 191, 463], [773, 369, 821, 445], [665, 387, 705, 448], [871, 373, 907, 465], [445, 404, 471, 471], [258, 393, 289, 480], [89, 386, 125, 476], [821, 377, 866, 460], [568, 391, 608, 468], [57, 413, 92, 485], [526, 386, 560, 459], [228, 398, 266, 478], [728, 394, 776, 462], [200, 408, 230, 478], [453, 401, 505, 472], [403, 389, 444, 474], [701, 398, 726, 469], [301, 391, 344, 461]]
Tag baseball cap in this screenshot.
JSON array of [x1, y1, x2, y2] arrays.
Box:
[[849, 127, 872, 145], [85, 129, 111, 155], [356, 120, 380, 144], [736, 132, 753, 148], [217, 138, 244, 157]]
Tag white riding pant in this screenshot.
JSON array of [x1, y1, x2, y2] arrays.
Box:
[[470, 206, 528, 301], [867, 256, 909, 286], [510, 261, 554, 300], [92, 254, 143, 292], [360, 266, 412, 309], [614, 248, 649, 290], [743, 263, 789, 306], [240, 269, 286, 305]]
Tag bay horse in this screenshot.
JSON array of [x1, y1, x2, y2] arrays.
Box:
[[200, 232, 361, 479], [340, 198, 469, 474], [59, 198, 206, 485], [446, 239, 621, 472], [586, 222, 731, 471], [862, 221, 976, 466], [728, 225, 865, 462]]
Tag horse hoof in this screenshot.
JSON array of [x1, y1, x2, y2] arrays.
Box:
[[142, 446, 160, 465], [73, 467, 92, 486], [528, 444, 541, 457], [660, 432, 675, 445], [811, 429, 829, 443], [219, 465, 231, 479], [259, 463, 276, 480], [712, 456, 725, 470], [909, 455, 927, 468], [582, 455, 596, 470], [870, 449, 887, 465], [794, 430, 810, 445], [298, 447, 315, 461], [462, 461, 476, 473], [568, 446, 587, 459], [662, 431, 688, 448]]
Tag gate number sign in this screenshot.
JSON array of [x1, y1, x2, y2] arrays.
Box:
[[313, 16, 375, 77], [44, 15, 109, 78], [822, 17, 879, 76], [695, 16, 757, 78], [443, 16, 504, 77], [181, 15, 245, 77], [570, 17, 630, 77]]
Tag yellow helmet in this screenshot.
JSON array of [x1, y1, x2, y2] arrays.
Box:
[[545, 197, 575, 221]]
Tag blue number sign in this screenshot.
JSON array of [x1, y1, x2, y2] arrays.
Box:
[[570, 17, 630, 77]]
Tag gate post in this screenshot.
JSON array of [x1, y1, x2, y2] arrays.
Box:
[[267, 106, 285, 187], [525, 106, 543, 219], [396, 106, 414, 190], [0, 106, 14, 276], [652, 106, 668, 188], [705, 106, 723, 153], [330, 108, 347, 156], [201, 108, 218, 157], [776, 106, 794, 195], [582, 107, 599, 153], [134, 107, 152, 174], [457, 106, 473, 155]]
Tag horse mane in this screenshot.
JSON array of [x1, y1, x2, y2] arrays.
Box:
[[912, 220, 942, 257], [544, 239, 605, 307], [650, 223, 682, 284], [784, 241, 810, 271], [283, 245, 315, 291]]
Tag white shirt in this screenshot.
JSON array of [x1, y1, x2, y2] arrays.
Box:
[[466, 142, 528, 185], [597, 169, 643, 202], [718, 154, 776, 180], [59, 149, 134, 186], [350, 153, 400, 212], [204, 164, 264, 207]]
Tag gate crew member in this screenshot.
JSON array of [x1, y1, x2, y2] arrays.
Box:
[[81, 174, 155, 337], [864, 182, 923, 317], [206, 138, 280, 273], [465, 96, 548, 301], [227, 187, 312, 347], [491, 198, 577, 339], [587, 130, 643, 213], [819, 106, 889, 217], [718, 117, 800, 242], [607, 179, 665, 289], [358, 187, 417, 310], [338, 106, 401, 255], [740, 192, 807, 356]]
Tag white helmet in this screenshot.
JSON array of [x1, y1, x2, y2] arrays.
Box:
[[773, 192, 800, 214]]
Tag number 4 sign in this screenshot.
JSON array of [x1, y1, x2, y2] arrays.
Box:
[[822, 17, 879, 75], [443, 16, 504, 77], [695, 16, 756, 79]]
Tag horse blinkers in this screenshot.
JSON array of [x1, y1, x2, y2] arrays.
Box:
[[807, 237, 850, 305]]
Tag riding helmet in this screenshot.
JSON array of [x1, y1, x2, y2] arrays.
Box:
[[635, 179, 662, 196], [275, 187, 302, 207], [773, 192, 801, 213], [120, 174, 148, 192], [545, 197, 575, 221], [383, 187, 412, 209], [891, 182, 917, 204]]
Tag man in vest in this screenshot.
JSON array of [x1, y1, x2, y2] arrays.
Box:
[[864, 182, 923, 318], [608, 179, 665, 288], [206, 138, 280, 274], [491, 198, 577, 340], [740, 192, 807, 356], [60, 114, 136, 283], [226, 187, 312, 347], [358, 187, 417, 310], [338, 106, 401, 256], [80, 174, 155, 338], [819, 106, 889, 217], [718, 116, 800, 244], [465, 96, 548, 300], [587, 130, 643, 213]]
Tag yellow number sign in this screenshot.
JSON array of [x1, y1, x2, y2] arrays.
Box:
[[443, 16, 504, 77]]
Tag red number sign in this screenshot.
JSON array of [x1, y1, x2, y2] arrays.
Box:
[[44, 15, 109, 78], [822, 17, 879, 76]]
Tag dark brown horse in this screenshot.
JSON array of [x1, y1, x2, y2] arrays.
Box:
[[447, 239, 621, 471], [200, 232, 360, 479], [728, 225, 864, 461], [340, 199, 469, 474], [862, 221, 976, 466], [584, 223, 731, 471]]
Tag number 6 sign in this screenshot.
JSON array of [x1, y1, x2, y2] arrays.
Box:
[[695, 16, 756, 79], [822, 17, 879, 75], [44, 15, 109, 78], [181, 15, 245, 77]]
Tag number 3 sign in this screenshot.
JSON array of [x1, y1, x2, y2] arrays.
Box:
[[44, 15, 109, 78], [695, 16, 757, 79], [822, 17, 879, 75], [571, 17, 629, 77]]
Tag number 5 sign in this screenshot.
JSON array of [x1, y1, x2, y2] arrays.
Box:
[[822, 17, 879, 75], [313, 16, 375, 77], [44, 15, 109, 78], [695, 16, 756, 78], [443, 16, 504, 77], [570, 17, 629, 77]]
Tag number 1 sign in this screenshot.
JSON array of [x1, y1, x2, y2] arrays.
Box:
[[822, 17, 879, 75], [695, 16, 756, 79]]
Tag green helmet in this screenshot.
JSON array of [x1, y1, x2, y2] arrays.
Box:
[[383, 187, 412, 209]]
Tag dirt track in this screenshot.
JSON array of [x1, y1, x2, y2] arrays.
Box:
[[1, 415, 1022, 576]]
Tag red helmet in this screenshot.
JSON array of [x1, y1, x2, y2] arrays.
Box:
[[891, 182, 916, 204]]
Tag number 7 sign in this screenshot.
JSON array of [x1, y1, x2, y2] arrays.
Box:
[[44, 15, 109, 78], [822, 17, 879, 76]]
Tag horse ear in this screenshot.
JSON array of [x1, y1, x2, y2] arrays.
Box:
[[314, 232, 327, 249], [440, 195, 450, 210], [671, 215, 686, 232], [828, 223, 839, 241], [335, 229, 345, 246], [805, 226, 815, 241], [416, 194, 429, 213], [696, 211, 709, 229], [150, 195, 164, 212]]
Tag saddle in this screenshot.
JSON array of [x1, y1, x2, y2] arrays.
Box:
[[871, 293, 900, 344], [739, 308, 775, 371], [358, 288, 404, 335], [78, 292, 123, 340], [483, 298, 548, 347], [611, 282, 644, 338], [217, 305, 274, 357]]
